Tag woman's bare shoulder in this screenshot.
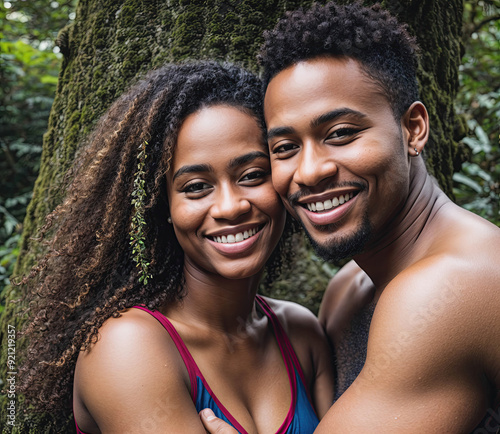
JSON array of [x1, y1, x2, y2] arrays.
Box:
[[74, 307, 205, 433]]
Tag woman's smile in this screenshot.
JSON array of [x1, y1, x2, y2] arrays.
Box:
[[206, 223, 262, 244], [167, 104, 286, 279]]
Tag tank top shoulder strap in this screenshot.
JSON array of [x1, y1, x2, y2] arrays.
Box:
[[132, 305, 198, 400], [254, 296, 310, 393]]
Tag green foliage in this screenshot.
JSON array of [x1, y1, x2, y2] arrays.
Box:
[[1, 0, 76, 49], [453, 0, 500, 226], [130, 141, 152, 285], [261, 235, 339, 315], [0, 1, 76, 295]]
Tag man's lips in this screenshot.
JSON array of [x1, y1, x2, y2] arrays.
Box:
[[294, 190, 360, 226], [301, 191, 356, 212]]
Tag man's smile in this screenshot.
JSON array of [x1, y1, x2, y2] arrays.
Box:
[[299, 191, 358, 213]]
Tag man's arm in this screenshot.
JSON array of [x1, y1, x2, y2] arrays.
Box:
[[316, 263, 492, 433], [319, 260, 374, 344]]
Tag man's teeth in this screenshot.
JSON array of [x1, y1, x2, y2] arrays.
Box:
[[212, 227, 259, 244], [306, 193, 354, 212]]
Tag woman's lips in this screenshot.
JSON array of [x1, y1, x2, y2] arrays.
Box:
[[206, 225, 263, 255]]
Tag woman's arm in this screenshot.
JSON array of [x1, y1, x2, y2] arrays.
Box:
[[74, 308, 206, 434]]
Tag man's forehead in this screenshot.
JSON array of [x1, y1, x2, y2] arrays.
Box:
[[264, 57, 386, 125]]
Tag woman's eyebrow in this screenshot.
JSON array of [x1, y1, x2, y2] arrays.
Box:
[[173, 163, 213, 180], [173, 151, 268, 180], [228, 151, 269, 169]]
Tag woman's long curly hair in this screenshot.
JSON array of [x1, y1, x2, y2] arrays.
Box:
[[18, 61, 297, 414]]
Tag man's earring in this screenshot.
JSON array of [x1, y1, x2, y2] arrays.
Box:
[[167, 217, 172, 224], [414, 147, 420, 156]]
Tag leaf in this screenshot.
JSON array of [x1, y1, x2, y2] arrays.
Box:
[[453, 172, 483, 193], [40, 74, 59, 84]]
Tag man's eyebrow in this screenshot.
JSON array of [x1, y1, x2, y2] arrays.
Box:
[[311, 108, 367, 128], [228, 151, 269, 169], [266, 108, 366, 141], [266, 126, 296, 141], [173, 164, 213, 181]]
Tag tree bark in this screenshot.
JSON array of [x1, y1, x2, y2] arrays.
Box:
[[1, 0, 463, 432]]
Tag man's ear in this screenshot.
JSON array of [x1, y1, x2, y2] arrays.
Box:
[[403, 101, 429, 157]]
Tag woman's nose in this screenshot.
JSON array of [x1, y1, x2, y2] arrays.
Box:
[[209, 184, 251, 221]]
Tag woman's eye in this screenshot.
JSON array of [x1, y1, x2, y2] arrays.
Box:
[[183, 182, 211, 194], [241, 170, 269, 182]]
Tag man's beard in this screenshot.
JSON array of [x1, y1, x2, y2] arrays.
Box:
[[301, 210, 372, 263]]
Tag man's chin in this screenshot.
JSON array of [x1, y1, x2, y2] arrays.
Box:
[[302, 218, 372, 263]]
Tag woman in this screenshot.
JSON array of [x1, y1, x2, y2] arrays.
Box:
[[19, 61, 334, 433]]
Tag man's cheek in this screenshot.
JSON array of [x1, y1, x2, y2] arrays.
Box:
[[270, 165, 292, 197]]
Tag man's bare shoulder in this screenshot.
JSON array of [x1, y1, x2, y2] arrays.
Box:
[[318, 260, 375, 338], [411, 203, 500, 296], [383, 203, 500, 315], [330, 239, 500, 431], [374, 226, 500, 388], [430, 200, 499, 250], [262, 296, 322, 336]]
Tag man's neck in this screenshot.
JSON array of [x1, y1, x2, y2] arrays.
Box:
[[354, 159, 449, 293]]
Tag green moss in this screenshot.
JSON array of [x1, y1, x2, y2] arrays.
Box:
[[171, 8, 205, 58], [119, 4, 137, 27]]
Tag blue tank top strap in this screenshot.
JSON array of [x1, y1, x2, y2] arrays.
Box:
[[132, 305, 198, 401], [254, 296, 315, 406], [132, 305, 248, 432], [131, 301, 318, 433]]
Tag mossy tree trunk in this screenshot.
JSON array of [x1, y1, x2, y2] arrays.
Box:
[[1, 0, 463, 432]]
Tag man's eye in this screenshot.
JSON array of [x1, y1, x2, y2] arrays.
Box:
[[272, 143, 298, 154], [327, 128, 360, 140], [183, 182, 211, 194]]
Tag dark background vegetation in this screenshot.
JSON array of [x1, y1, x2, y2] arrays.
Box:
[[0, 0, 498, 432]]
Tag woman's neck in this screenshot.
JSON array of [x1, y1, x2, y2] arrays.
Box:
[[163, 258, 263, 335]]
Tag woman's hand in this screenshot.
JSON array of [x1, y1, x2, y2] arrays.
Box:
[[199, 409, 239, 434]]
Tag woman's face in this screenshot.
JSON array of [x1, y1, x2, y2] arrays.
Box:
[[167, 104, 286, 280]]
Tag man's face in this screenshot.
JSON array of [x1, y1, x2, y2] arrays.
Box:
[[264, 56, 411, 261]]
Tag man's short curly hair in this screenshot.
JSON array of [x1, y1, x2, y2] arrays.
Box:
[[259, 1, 420, 119]]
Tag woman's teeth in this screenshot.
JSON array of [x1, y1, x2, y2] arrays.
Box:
[[211, 227, 259, 244], [306, 192, 354, 212]]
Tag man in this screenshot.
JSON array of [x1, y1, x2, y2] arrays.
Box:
[[201, 2, 500, 432]]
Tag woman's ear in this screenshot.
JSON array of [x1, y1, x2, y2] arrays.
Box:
[[403, 101, 429, 157]]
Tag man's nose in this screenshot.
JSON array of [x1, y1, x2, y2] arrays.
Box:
[[209, 184, 251, 220], [293, 141, 338, 187]]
